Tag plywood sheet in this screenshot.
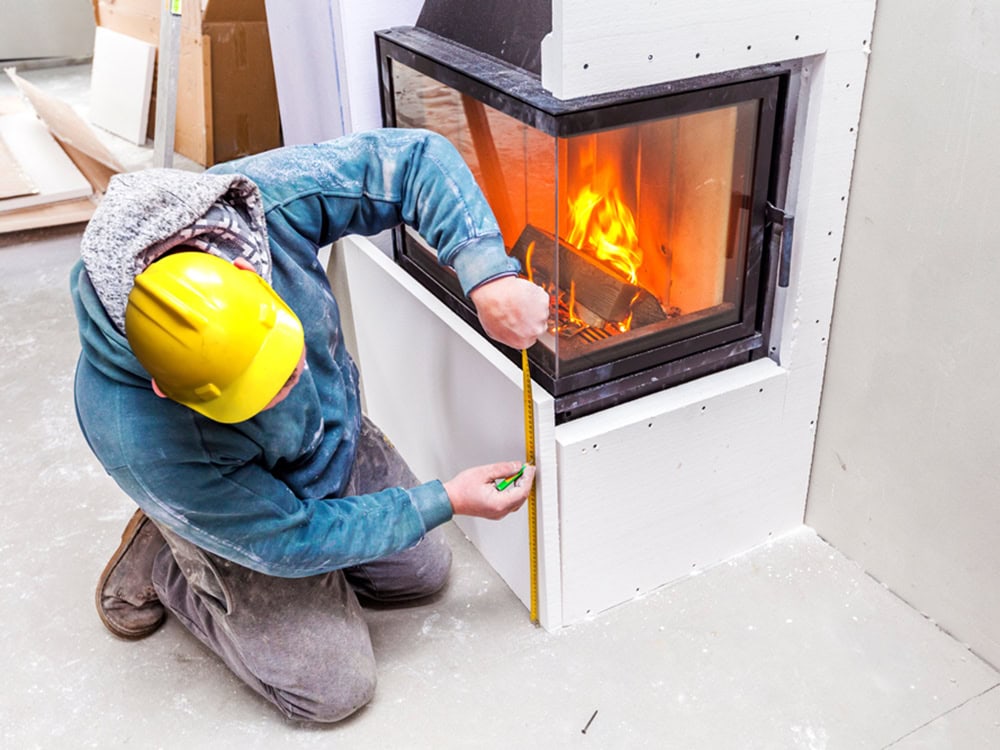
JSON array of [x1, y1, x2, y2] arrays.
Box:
[[174, 33, 213, 166], [90, 26, 156, 145], [0, 112, 92, 214]]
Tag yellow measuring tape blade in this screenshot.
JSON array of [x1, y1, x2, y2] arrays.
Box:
[[521, 349, 539, 625]]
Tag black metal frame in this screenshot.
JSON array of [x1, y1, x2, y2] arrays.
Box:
[[376, 26, 790, 422]]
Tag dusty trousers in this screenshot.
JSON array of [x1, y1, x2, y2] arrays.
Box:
[[149, 417, 453, 722]]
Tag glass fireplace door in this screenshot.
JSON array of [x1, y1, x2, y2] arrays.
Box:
[[380, 32, 782, 420]]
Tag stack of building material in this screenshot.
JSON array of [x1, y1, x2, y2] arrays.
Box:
[[0, 69, 122, 234], [91, 0, 281, 166]]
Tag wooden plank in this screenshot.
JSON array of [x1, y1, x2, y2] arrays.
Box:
[[90, 26, 156, 145], [92, 0, 161, 46], [0, 197, 96, 234], [174, 33, 213, 166], [0, 112, 92, 214]]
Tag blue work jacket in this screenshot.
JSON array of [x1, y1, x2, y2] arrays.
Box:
[[71, 130, 519, 576]]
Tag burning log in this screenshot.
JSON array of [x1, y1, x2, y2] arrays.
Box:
[[510, 224, 667, 331]]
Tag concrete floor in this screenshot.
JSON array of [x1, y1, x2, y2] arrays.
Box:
[[2, 64, 999, 749]]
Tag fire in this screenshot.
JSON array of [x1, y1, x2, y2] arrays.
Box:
[[566, 184, 643, 285], [567, 280, 584, 326], [520, 174, 653, 339], [618, 290, 641, 332]]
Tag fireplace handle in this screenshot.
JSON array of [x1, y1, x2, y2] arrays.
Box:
[[766, 203, 795, 288]]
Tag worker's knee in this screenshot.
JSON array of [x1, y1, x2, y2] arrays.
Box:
[[349, 533, 452, 603], [269, 664, 377, 723], [400, 537, 452, 599]]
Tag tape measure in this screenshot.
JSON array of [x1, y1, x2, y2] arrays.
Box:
[[521, 349, 539, 625]]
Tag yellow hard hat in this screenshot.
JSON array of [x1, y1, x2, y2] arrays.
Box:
[[124, 251, 305, 423]]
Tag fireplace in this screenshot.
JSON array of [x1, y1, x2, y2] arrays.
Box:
[[376, 23, 793, 421], [327, 1, 874, 629]]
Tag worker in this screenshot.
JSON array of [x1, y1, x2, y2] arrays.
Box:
[[71, 129, 550, 722]]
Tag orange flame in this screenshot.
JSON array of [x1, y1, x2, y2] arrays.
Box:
[[618, 290, 641, 332], [567, 280, 584, 326], [566, 184, 643, 284]]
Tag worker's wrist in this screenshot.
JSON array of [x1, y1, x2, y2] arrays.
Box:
[[450, 235, 520, 295], [408, 480, 454, 531]]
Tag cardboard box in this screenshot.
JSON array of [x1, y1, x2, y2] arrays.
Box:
[[0, 70, 123, 233], [92, 0, 281, 166]]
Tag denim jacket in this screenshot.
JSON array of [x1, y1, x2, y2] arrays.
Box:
[[72, 129, 519, 576]]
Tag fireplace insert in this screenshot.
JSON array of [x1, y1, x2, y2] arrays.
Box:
[[376, 25, 792, 422]]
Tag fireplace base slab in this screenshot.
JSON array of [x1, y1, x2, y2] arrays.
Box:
[[555, 355, 794, 622], [329, 235, 806, 631]]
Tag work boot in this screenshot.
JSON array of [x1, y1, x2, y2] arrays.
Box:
[[95, 509, 167, 639]]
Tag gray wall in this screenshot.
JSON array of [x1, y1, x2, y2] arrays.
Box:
[[807, 0, 1000, 667], [0, 0, 95, 61]]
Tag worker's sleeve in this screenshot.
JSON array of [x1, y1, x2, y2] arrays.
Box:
[[74, 353, 450, 577], [211, 129, 521, 295], [114, 458, 450, 577]]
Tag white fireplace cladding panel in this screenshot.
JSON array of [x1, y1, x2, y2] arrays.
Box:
[[330, 0, 876, 629]]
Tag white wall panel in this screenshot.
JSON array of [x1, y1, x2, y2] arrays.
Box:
[[809, 0, 1000, 668], [334, 236, 563, 629], [1, 0, 95, 61], [542, 0, 841, 100], [556, 359, 791, 621], [265, 0, 422, 144]]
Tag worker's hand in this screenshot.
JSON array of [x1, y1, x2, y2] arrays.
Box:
[[470, 276, 549, 350], [444, 461, 536, 520]]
